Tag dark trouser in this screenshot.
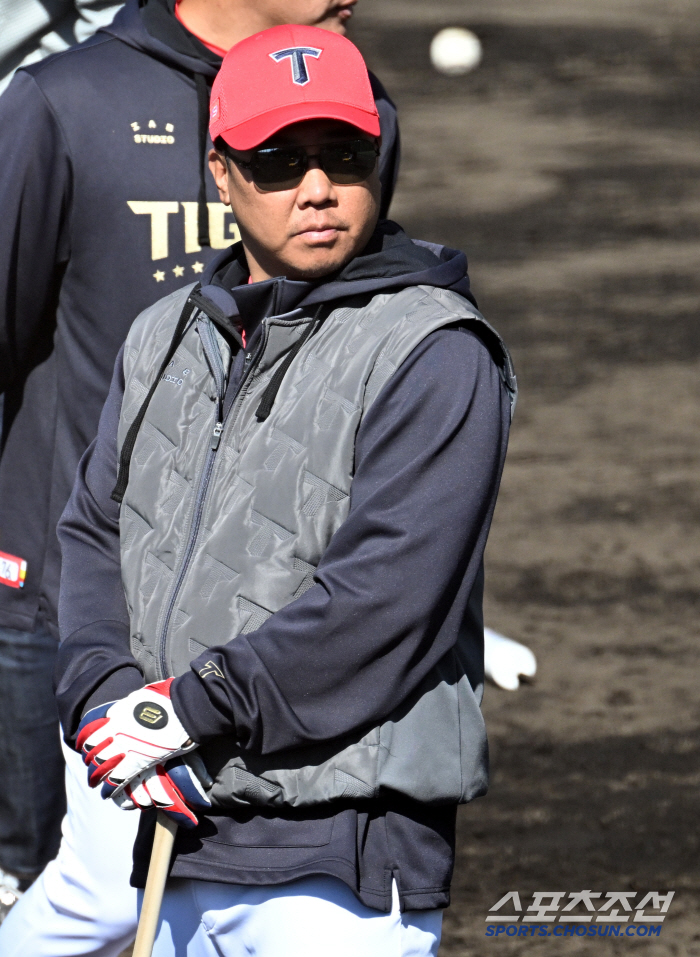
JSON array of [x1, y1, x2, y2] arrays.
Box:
[[0, 624, 65, 878]]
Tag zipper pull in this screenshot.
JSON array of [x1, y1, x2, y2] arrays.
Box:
[[245, 352, 253, 365], [211, 421, 223, 450]]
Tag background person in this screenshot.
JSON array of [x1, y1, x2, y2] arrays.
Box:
[[0, 0, 398, 942], [0, 0, 123, 472], [55, 25, 514, 957], [0, 0, 124, 95]]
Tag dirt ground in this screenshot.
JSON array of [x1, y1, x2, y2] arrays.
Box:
[[348, 1, 700, 954]]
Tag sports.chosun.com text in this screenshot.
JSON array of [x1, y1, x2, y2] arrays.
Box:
[[486, 923, 662, 938]]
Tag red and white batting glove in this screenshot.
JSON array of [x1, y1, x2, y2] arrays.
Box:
[[114, 753, 212, 828], [76, 679, 196, 800]]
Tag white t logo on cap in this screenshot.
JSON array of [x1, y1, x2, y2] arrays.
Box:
[[269, 47, 322, 86]]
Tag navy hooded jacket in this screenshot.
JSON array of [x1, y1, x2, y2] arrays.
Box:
[[54, 225, 512, 910], [0, 0, 399, 636]]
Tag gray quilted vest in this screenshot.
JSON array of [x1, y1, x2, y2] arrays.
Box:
[[117, 280, 515, 809]]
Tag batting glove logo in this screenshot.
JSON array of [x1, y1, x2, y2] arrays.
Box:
[[134, 703, 169, 729]]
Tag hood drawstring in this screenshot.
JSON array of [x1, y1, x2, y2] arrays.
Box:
[[111, 289, 202, 504], [255, 304, 325, 423], [194, 72, 211, 248]]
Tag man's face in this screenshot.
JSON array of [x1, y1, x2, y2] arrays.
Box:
[[209, 120, 381, 282], [258, 0, 357, 34]]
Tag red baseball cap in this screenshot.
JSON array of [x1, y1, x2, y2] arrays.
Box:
[[209, 24, 381, 151]]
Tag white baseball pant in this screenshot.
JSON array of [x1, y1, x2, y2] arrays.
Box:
[[152, 874, 442, 957], [0, 742, 443, 957], [0, 736, 139, 956]]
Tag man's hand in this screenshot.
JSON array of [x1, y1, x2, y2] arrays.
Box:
[[113, 753, 212, 828], [76, 679, 196, 799]]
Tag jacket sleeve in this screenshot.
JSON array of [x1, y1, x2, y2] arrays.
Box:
[[172, 326, 511, 754], [54, 345, 144, 746], [369, 71, 400, 220], [0, 70, 72, 393]]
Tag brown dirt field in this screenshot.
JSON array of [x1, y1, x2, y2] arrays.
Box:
[[350, 1, 700, 954]]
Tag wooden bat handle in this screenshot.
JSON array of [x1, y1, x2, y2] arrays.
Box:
[[132, 812, 178, 957]]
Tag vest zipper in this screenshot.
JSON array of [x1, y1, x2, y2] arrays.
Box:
[[210, 422, 223, 450], [154, 320, 266, 679]]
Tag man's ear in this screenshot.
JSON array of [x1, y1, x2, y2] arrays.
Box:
[[208, 149, 231, 206]]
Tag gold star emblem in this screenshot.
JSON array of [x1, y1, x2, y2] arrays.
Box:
[[192, 261, 204, 274], [173, 265, 184, 277], [153, 270, 165, 282]]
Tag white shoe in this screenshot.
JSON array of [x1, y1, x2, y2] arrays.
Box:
[[0, 868, 26, 925], [484, 628, 537, 691]]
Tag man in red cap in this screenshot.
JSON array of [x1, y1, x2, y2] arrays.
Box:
[[55, 24, 515, 956]]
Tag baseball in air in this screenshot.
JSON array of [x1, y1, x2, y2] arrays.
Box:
[[430, 28, 482, 75]]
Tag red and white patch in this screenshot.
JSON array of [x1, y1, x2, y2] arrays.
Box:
[[0, 550, 27, 589]]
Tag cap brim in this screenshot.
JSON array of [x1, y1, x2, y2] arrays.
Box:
[[218, 102, 381, 151]]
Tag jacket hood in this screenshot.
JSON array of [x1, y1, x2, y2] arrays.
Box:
[[100, 0, 220, 77], [196, 220, 476, 338]]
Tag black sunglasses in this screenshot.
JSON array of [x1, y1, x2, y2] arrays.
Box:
[[229, 139, 380, 192]]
